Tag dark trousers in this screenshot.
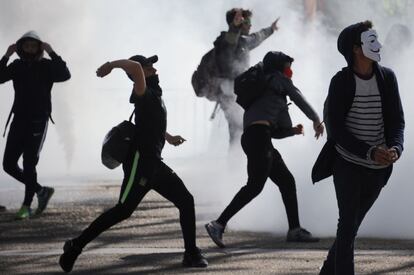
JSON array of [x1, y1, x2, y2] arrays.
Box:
[[320, 156, 392, 275], [2, 117, 48, 206], [217, 124, 300, 230], [73, 150, 197, 252]]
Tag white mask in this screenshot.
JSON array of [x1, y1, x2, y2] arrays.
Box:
[[361, 29, 382, 62]]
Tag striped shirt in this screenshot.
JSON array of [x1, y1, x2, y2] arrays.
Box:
[[335, 74, 388, 169]]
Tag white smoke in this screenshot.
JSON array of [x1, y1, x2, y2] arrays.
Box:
[[0, 0, 413, 238]]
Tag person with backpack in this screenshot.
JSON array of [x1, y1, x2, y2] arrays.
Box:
[[59, 54, 208, 273], [313, 21, 404, 275], [192, 8, 279, 148], [205, 51, 325, 247], [0, 31, 71, 219]]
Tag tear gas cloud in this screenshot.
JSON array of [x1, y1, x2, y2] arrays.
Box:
[[0, 0, 413, 238]]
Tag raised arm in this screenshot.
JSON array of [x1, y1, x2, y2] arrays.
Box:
[[244, 18, 279, 51], [0, 44, 17, 84], [96, 59, 146, 96], [42, 43, 71, 82]]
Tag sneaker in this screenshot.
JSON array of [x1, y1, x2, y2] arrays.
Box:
[[0, 205, 6, 212], [59, 240, 82, 273], [16, 205, 32, 219], [182, 247, 208, 268], [35, 186, 55, 215], [286, 227, 320, 243], [205, 221, 225, 248]]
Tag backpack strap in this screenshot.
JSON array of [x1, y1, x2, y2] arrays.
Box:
[[209, 102, 220, 120], [49, 114, 55, 124], [2, 109, 13, 138], [128, 109, 135, 122]]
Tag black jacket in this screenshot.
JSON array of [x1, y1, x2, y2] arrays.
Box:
[[0, 52, 71, 118], [130, 84, 167, 160], [312, 64, 405, 183], [244, 71, 320, 134]]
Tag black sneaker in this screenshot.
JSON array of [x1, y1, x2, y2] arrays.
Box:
[[286, 227, 320, 243], [59, 240, 82, 273], [36, 186, 55, 215], [182, 247, 208, 268], [205, 221, 225, 248]]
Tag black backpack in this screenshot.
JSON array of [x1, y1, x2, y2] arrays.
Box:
[[234, 62, 267, 110], [191, 49, 221, 101], [101, 112, 135, 169]]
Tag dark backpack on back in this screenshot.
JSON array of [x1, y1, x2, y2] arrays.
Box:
[[234, 62, 267, 110], [191, 49, 221, 101]]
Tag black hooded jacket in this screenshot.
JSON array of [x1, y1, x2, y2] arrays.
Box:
[[0, 31, 71, 119]]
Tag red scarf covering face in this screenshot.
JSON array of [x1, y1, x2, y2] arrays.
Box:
[[283, 67, 293, 79]]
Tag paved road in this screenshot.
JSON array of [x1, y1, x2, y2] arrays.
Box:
[[1, 184, 413, 274]]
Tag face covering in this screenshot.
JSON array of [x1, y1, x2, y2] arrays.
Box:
[[146, 74, 162, 95], [21, 51, 38, 61], [283, 67, 293, 79], [361, 29, 382, 62]]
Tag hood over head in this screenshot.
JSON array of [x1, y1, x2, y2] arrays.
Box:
[[263, 51, 294, 74], [16, 30, 44, 60], [337, 21, 374, 66]]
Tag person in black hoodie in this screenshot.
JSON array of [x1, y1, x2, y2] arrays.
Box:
[[205, 51, 324, 247], [59, 55, 207, 273], [212, 8, 279, 148], [313, 21, 405, 275], [0, 31, 70, 219]]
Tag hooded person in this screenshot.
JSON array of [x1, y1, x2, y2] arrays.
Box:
[[15, 31, 44, 61], [59, 54, 208, 273], [205, 50, 324, 248], [0, 31, 71, 219], [314, 21, 405, 275]]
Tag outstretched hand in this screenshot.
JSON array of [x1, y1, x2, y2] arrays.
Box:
[[166, 135, 186, 146], [313, 121, 324, 139], [271, 17, 280, 31], [292, 124, 304, 135], [96, 62, 113, 78], [5, 44, 16, 58]]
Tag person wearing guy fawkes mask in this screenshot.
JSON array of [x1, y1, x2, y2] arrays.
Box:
[[213, 8, 280, 149], [205, 51, 325, 247], [0, 31, 70, 219], [313, 21, 405, 275], [59, 55, 207, 273]]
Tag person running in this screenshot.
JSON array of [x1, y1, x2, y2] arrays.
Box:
[[314, 20, 405, 275], [59, 54, 208, 273], [205, 51, 324, 247], [0, 31, 71, 219], [193, 8, 279, 148]]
